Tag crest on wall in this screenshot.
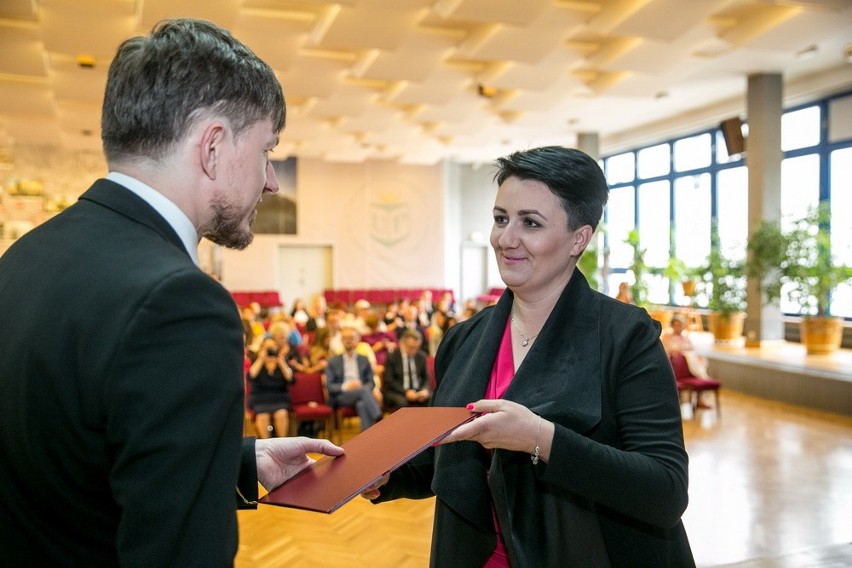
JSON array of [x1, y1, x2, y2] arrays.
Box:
[[370, 193, 409, 246]]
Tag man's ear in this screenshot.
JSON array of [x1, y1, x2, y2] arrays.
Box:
[[570, 225, 594, 257], [199, 122, 227, 180]]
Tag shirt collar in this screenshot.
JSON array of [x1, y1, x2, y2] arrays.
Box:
[[106, 172, 200, 265]]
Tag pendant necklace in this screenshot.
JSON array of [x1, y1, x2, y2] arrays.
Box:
[[511, 315, 539, 347]]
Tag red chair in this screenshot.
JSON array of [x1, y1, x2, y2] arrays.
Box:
[[289, 372, 334, 438], [332, 406, 359, 443], [669, 352, 721, 418]]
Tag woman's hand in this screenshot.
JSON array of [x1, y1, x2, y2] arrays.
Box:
[[440, 399, 554, 462]]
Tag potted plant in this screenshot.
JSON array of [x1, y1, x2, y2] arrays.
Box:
[[664, 256, 700, 300], [625, 229, 649, 308], [699, 232, 747, 343], [624, 229, 676, 327], [746, 203, 852, 354]]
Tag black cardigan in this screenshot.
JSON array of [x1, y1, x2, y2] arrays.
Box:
[[375, 270, 695, 567]]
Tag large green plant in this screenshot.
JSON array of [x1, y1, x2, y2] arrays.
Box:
[[698, 222, 746, 315], [625, 228, 648, 307], [746, 203, 852, 317]]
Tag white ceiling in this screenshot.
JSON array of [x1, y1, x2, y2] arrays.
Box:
[[0, 0, 851, 165]]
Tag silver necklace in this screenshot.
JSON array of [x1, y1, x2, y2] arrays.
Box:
[[511, 315, 539, 347]]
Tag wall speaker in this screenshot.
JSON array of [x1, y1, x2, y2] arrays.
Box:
[[720, 117, 746, 156]]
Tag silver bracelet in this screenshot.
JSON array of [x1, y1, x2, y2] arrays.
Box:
[[531, 415, 542, 465]]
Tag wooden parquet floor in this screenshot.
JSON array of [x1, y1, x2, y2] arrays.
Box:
[[236, 391, 852, 568]]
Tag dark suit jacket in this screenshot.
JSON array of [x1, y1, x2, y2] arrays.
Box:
[[375, 270, 695, 567], [0, 179, 255, 566], [324, 352, 375, 406], [383, 349, 429, 408]]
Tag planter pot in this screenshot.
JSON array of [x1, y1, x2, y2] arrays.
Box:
[[708, 312, 746, 344], [800, 316, 844, 355], [681, 279, 697, 298], [649, 309, 673, 330]]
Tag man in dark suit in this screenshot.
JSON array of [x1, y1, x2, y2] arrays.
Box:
[[383, 329, 431, 411], [325, 327, 383, 430], [395, 303, 429, 354], [0, 19, 341, 567]]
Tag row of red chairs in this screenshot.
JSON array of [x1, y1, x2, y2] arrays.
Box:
[[231, 290, 282, 308], [323, 288, 454, 307]]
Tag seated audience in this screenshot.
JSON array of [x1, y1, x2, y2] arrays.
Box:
[[325, 327, 383, 430], [247, 337, 295, 438], [383, 329, 431, 412], [662, 315, 712, 406]]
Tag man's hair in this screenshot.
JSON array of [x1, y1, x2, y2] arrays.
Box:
[[101, 19, 285, 163], [400, 329, 423, 343], [494, 146, 609, 230]]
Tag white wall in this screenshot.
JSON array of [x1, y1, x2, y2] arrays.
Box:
[[218, 157, 452, 298]]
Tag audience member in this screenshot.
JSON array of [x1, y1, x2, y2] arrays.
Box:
[[290, 298, 310, 329], [289, 326, 331, 374], [427, 310, 448, 356], [305, 294, 328, 332], [382, 329, 431, 411], [247, 337, 295, 438], [361, 312, 397, 373], [326, 308, 345, 356], [616, 281, 635, 304], [325, 327, 382, 431], [241, 305, 266, 350], [417, 290, 434, 328], [662, 315, 712, 406], [396, 304, 428, 353], [436, 291, 457, 318]]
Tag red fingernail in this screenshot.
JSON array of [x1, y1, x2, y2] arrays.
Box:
[[466, 403, 475, 410]]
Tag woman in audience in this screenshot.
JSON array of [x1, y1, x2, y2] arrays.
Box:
[[304, 327, 332, 373], [427, 310, 447, 357], [305, 294, 328, 332], [364, 146, 693, 566], [247, 337, 295, 438], [290, 298, 310, 330], [663, 314, 712, 406], [361, 312, 397, 376]]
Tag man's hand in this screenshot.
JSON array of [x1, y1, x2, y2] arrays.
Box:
[[256, 437, 344, 490]]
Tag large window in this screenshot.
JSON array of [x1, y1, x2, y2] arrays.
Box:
[[602, 90, 851, 317]]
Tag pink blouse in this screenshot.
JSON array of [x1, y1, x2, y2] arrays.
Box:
[[483, 319, 516, 567]]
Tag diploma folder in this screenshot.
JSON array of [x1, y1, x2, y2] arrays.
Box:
[[259, 406, 475, 513]]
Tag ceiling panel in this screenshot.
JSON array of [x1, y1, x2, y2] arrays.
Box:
[[0, 0, 848, 165]]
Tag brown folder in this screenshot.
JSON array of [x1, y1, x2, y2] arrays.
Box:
[[259, 406, 475, 513]]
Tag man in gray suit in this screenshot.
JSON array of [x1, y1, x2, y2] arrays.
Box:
[[0, 19, 341, 567]]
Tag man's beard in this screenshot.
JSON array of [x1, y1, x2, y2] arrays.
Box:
[[203, 196, 254, 250]]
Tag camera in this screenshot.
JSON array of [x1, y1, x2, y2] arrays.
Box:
[[266, 347, 278, 356]]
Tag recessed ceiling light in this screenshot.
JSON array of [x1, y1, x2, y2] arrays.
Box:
[[796, 44, 818, 60], [76, 55, 96, 68]]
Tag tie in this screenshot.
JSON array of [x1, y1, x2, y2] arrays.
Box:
[[408, 356, 417, 390]]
